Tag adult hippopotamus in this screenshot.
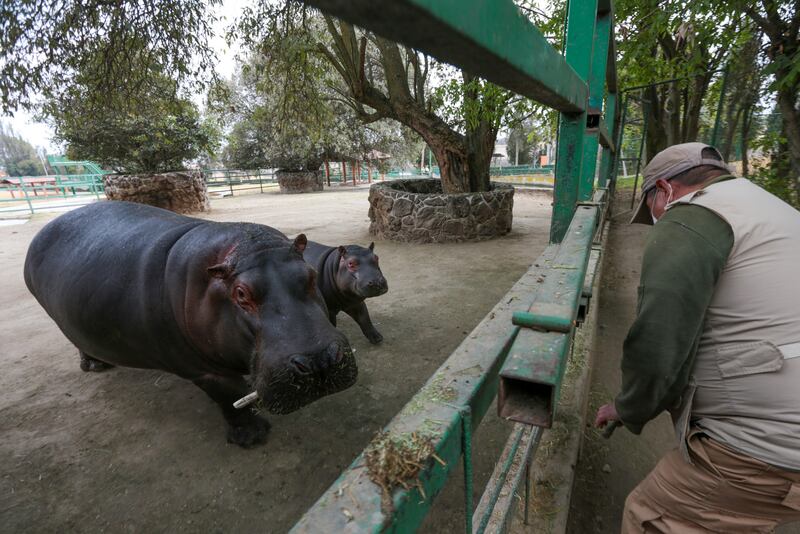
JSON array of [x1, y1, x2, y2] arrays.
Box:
[[24, 201, 357, 447], [303, 241, 388, 344]]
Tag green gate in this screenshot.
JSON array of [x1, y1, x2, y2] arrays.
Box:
[[290, 1, 621, 531]]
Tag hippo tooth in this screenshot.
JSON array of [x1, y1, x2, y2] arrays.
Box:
[[233, 391, 259, 409]]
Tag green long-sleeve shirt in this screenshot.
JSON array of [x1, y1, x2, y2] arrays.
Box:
[[614, 186, 735, 434]]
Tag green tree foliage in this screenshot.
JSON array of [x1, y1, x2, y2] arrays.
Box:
[[41, 38, 219, 174], [0, 122, 45, 176], [1, 0, 217, 114], [234, 1, 534, 193], [737, 0, 800, 196]]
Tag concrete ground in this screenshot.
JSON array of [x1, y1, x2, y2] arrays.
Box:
[[567, 196, 800, 534], [0, 185, 553, 533]]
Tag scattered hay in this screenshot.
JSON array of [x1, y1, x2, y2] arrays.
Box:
[[365, 431, 438, 517]]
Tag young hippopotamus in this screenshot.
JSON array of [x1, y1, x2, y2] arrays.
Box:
[[24, 201, 357, 448], [303, 241, 388, 344]]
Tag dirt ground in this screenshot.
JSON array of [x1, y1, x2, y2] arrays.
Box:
[[0, 185, 553, 533], [566, 196, 800, 534]]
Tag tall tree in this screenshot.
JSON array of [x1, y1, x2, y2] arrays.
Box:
[[1, 0, 216, 114], [615, 0, 747, 159], [236, 2, 530, 194], [0, 122, 45, 176], [739, 0, 800, 190]]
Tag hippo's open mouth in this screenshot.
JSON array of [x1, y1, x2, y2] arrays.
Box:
[[253, 348, 358, 414]]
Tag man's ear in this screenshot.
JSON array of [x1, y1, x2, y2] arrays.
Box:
[[292, 234, 308, 254]]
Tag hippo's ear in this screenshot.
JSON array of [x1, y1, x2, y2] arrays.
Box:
[[208, 263, 233, 279], [292, 234, 307, 255], [337, 245, 347, 257], [368, 242, 375, 251]]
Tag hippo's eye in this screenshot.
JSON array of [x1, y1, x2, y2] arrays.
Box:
[[233, 285, 256, 312]]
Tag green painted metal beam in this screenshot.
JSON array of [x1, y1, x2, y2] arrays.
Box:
[[597, 92, 617, 188], [291, 246, 560, 533], [472, 423, 542, 534], [550, 0, 598, 242], [605, 18, 617, 92], [577, 4, 612, 202], [499, 203, 600, 427], [597, 118, 614, 152], [300, 0, 587, 113]]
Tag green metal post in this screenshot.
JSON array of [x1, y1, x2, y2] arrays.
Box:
[[709, 64, 729, 148], [610, 93, 628, 195], [462, 407, 473, 534], [578, 6, 612, 201], [630, 105, 648, 209], [597, 91, 617, 188], [20, 180, 35, 214], [550, 0, 597, 243]]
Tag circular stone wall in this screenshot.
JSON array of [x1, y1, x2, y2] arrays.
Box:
[[276, 170, 323, 193], [103, 171, 210, 213], [368, 179, 514, 243]]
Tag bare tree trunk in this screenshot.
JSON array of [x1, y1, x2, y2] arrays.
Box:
[[324, 160, 330, 186], [465, 120, 496, 192], [776, 87, 800, 191], [341, 161, 347, 184], [741, 103, 754, 177], [427, 138, 469, 193]]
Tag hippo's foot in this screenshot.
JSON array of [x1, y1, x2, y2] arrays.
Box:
[[191, 373, 271, 448], [226, 414, 271, 448], [79, 352, 115, 372], [365, 329, 384, 345]]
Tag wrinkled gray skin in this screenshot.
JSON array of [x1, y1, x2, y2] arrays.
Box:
[[24, 201, 357, 448], [303, 241, 388, 344]]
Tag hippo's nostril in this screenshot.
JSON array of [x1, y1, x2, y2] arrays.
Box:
[[290, 355, 313, 375], [325, 342, 345, 365]]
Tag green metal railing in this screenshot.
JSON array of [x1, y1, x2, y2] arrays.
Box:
[[202, 168, 278, 196], [290, 0, 620, 532], [0, 173, 105, 215]]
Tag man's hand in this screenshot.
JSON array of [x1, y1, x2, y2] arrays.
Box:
[[594, 402, 619, 428]]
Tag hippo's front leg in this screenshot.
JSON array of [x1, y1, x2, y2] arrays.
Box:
[[192, 374, 270, 448], [343, 302, 383, 344]]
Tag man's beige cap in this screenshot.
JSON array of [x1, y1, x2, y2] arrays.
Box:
[[630, 142, 731, 225]]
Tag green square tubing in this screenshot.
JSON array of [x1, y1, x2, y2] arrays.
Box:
[[550, 0, 599, 243], [301, 0, 587, 112], [579, 7, 612, 202], [598, 92, 617, 188], [609, 93, 628, 195]]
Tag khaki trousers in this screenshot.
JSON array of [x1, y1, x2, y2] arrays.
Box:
[[622, 432, 800, 533]]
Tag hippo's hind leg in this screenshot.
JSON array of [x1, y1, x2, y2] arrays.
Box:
[[192, 374, 270, 448], [79, 351, 115, 372]]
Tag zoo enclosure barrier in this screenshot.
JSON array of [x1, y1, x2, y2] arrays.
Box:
[[609, 67, 749, 208], [0, 158, 108, 216], [289, 0, 621, 532]]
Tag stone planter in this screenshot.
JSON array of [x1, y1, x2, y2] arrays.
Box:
[[276, 170, 323, 194], [103, 171, 209, 213], [368, 179, 514, 243]]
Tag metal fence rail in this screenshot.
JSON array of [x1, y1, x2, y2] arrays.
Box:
[[0, 174, 105, 215], [290, 0, 620, 531]]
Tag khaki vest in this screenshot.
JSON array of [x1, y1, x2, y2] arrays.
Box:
[[668, 178, 800, 469]]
